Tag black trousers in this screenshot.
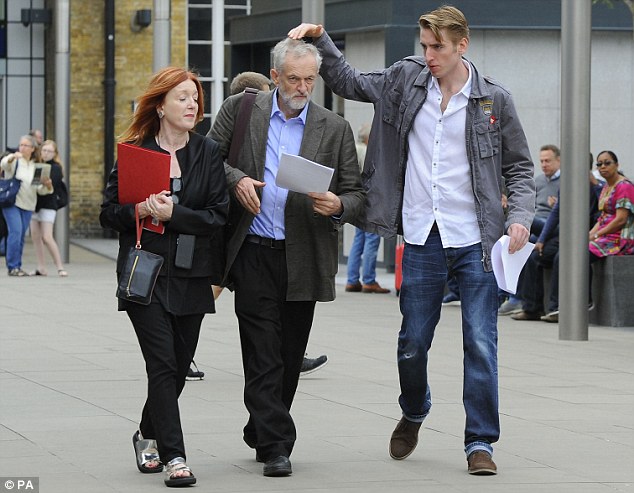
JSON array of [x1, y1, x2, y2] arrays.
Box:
[[520, 237, 560, 313], [231, 241, 315, 461], [127, 303, 203, 463]]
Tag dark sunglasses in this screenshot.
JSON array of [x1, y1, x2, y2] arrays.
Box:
[[595, 160, 615, 168], [171, 177, 182, 204]]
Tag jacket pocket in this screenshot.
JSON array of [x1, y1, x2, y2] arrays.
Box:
[[382, 88, 404, 128], [475, 122, 500, 159]]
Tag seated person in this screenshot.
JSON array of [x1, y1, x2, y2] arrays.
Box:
[[513, 154, 603, 322]]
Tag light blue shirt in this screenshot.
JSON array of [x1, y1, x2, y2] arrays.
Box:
[[249, 89, 309, 239]]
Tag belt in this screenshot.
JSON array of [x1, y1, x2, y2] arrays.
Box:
[[244, 234, 285, 250]]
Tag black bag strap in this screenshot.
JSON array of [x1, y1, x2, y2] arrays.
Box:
[[227, 87, 258, 167]]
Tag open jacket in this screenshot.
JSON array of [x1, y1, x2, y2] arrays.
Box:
[[209, 90, 365, 301], [314, 32, 535, 271], [99, 132, 229, 313]]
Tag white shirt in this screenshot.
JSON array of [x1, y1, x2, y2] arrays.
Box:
[[403, 62, 480, 248]]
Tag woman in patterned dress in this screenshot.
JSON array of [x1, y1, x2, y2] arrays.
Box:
[[589, 150, 634, 258]]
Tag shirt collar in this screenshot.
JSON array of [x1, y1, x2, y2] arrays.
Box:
[[271, 88, 309, 124], [429, 60, 472, 98], [548, 169, 561, 181]]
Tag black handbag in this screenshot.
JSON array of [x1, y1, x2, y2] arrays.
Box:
[[55, 180, 69, 209], [116, 204, 164, 305], [0, 161, 21, 208]]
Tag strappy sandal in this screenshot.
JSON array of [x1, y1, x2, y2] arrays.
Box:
[[164, 457, 196, 487], [132, 430, 163, 474], [58, 269, 68, 277]]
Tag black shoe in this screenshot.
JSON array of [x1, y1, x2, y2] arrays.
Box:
[[186, 366, 204, 380], [300, 354, 328, 375], [263, 456, 292, 477]]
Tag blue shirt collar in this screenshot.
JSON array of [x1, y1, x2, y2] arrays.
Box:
[[271, 88, 309, 124]]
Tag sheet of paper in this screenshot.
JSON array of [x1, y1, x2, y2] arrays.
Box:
[[275, 153, 334, 194], [491, 235, 534, 294]]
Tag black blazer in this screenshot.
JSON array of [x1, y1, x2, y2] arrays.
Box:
[[100, 132, 229, 282]]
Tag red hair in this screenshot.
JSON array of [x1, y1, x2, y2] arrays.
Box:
[[119, 67, 205, 145]]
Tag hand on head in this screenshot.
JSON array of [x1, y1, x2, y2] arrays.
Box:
[[287, 23, 324, 40]]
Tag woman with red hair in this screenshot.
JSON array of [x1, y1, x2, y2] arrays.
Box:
[[100, 67, 229, 487]]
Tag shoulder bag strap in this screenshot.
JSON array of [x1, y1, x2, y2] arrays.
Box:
[[227, 88, 259, 167], [134, 204, 142, 249]]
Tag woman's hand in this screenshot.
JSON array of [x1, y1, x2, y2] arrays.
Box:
[[145, 190, 174, 221]]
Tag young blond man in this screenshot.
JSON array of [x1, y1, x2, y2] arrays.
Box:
[[290, 5, 535, 474]]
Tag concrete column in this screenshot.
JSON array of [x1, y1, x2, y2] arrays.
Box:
[[302, 0, 324, 106], [211, 0, 224, 117], [153, 0, 171, 72], [54, 0, 70, 262], [559, 0, 591, 341]]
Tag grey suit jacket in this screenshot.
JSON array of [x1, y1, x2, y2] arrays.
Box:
[[209, 90, 364, 301]]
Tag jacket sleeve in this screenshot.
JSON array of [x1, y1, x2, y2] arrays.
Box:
[[314, 32, 388, 104], [208, 94, 249, 188], [334, 121, 365, 224], [499, 95, 536, 232], [99, 161, 136, 233]]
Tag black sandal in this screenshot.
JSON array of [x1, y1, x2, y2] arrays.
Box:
[[132, 430, 163, 473]]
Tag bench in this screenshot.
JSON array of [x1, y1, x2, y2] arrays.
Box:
[[589, 255, 634, 327]]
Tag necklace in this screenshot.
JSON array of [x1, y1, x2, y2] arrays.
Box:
[[598, 177, 623, 212], [156, 133, 189, 152]]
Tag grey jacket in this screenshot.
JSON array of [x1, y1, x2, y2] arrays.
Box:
[[209, 90, 364, 301], [314, 32, 535, 271]]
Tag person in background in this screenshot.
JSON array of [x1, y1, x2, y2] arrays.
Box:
[[209, 38, 364, 477], [1, 134, 53, 276], [498, 144, 561, 315], [29, 128, 44, 147], [345, 123, 391, 294], [29, 139, 68, 277], [589, 150, 634, 261], [512, 154, 603, 322], [289, 4, 535, 475], [100, 67, 229, 488]]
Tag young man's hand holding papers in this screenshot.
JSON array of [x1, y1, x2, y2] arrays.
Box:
[[491, 235, 534, 294]]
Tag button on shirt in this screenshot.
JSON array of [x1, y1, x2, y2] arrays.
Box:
[[403, 62, 480, 248], [248, 89, 308, 240]]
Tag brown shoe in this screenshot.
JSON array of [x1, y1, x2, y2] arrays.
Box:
[[362, 282, 391, 294], [467, 451, 497, 475], [389, 417, 421, 460], [345, 281, 362, 292], [510, 310, 542, 321]]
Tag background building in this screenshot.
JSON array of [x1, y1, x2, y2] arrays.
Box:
[[1, 0, 632, 243]]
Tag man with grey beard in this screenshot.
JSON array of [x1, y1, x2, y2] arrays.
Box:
[[208, 37, 364, 477]]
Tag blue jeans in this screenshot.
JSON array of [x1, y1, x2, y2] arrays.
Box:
[[397, 231, 499, 456], [2, 205, 32, 271], [347, 228, 381, 285]]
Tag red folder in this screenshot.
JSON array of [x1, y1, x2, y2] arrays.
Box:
[[117, 142, 171, 234], [117, 143, 170, 203]]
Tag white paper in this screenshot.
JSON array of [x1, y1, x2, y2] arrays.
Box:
[[491, 235, 534, 294], [275, 153, 334, 194]]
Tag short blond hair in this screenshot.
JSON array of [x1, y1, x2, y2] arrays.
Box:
[[419, 5, 469, 45]]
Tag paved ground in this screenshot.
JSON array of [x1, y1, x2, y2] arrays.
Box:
[[1, 239, 632, 492]]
